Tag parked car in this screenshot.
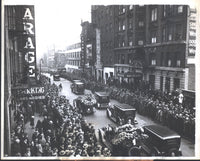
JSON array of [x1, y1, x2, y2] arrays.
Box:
[[98, 124, 182, 157], [73, 94, 96, 115], [70, 80, 85, 94], [94, 91, 110, 109], [53, 74, 60, 81], [106, 104, 137, 125]]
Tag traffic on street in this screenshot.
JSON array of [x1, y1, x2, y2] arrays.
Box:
[[48, 73, 194, 157]]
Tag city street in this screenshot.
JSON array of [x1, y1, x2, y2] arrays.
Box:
[[45, 73, 195, 157]]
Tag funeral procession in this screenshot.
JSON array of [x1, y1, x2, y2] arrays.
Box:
[[2, 3, 198, 159]]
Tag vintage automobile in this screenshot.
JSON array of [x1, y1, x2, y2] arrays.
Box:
[[70, 80, 85, 94], [94, 91, 111, 109], [73, 94, 96, 115], [98, 124, 182, 157], [106, 104, 137, 125], [135, 125, 182, 156], [53, 74, 60, 81]]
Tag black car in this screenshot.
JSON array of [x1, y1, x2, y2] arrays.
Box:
[[70, 80, 85, 94], [53, 74, 60, 81], [94, 91, 110, 109], [106, 104, 137, 125], [98, 124, 182, 157], [73, 94, 96, 115], [136, 125, 182, 156]]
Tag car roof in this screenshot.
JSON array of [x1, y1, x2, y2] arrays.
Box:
[[114, 104, 136, 111], [95, 91, 109, 97], [73, 80, 82, 82], [143, 125, 181, 140], [75, 82, 84, 85]]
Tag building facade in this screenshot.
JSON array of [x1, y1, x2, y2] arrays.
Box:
[[65, 43, 82, 72], [91, 5, 196, 92], [3, 5, 39, 155]]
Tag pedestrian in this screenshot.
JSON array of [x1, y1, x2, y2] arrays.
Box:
[[30, 115, 35, 129]]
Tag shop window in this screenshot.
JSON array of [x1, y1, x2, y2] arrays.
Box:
[[160, 76, 163, 91], [165, 77, 170, 92], [174, 78, 180, 90]]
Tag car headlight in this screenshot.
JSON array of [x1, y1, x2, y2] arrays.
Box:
[[108, 103, 111, 106]]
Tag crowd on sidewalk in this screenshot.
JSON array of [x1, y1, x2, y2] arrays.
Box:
[[10, 75, 111, 157], [108, 87, 195, 140]]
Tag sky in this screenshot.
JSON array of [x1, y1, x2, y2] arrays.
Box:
[[3, 0, 198, 60]]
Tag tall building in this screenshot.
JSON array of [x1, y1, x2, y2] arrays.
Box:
[[3, 5, 39, 155], [91, 5, 196, 94]]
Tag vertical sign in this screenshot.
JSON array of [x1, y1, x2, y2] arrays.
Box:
[[96, 28, 101, 68], [22, 6, 37, 84], [188, 8, 196, 56], [80, 34, 85, 71]]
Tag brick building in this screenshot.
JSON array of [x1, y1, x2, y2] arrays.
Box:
[[91, 5, 196, 93]]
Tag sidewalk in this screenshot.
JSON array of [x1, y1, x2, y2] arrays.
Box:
[[24, 113, 43, 141]]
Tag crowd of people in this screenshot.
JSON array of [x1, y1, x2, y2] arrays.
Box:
[[57, 71, 195, 141], [10, 75, 111, 157], [108, 87, 195, 141]]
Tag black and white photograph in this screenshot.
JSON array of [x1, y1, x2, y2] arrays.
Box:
[[1, 0, 200, 160]]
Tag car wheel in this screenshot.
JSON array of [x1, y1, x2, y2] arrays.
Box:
[[167, 149, 179, 156], [128, 147, 141, 156], [98, 131, 102, 142], [117, 117, 123, 125], [106, 110, 110, 118]]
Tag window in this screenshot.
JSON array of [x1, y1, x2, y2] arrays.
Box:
[[129, 5, 133, 10], [178, 5, 183, 13], [151, 8, 157, 21], [160, 76, 163, 91], [175, 24, 182, 40], [128, 36, 133, 46], [168, 59, 171, 66], [128, 18, 132, 29], [168, 25, 173, 41], [174, 78, 180, 90], [122, 20, 125, 30], [162, 28, 166, 42], [119, 21, 121, 31], [122, 41, 125, 47], [138, 40, 144, 45], [138, 21, 144, 27], [163, 5, 167, 17], [151, 31, 157, 43], [176, 60, 181, 67], [151, 59, 156, 65]]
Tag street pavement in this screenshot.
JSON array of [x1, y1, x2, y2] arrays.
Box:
[[33, 73, 195, 156]]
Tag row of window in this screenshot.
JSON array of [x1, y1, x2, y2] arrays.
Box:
[[65, 51, 81, 58], [118, 5, 184, 20], [66, 60, 80, 66], [117, 22, 183, 47], [150, 58, 181, 67]]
